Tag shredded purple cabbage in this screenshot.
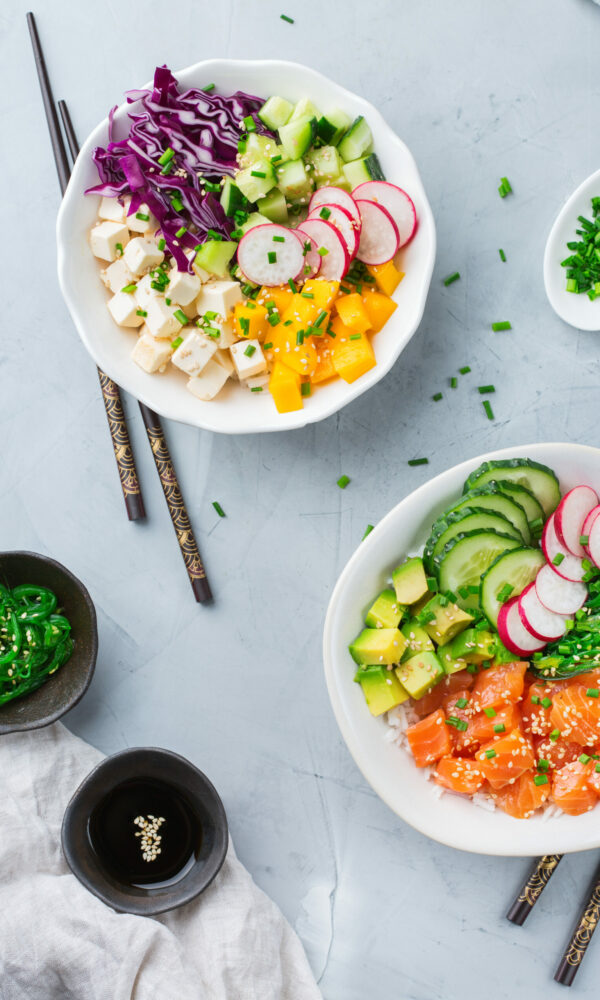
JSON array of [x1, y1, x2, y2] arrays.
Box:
[[86, 65, 271, 270]]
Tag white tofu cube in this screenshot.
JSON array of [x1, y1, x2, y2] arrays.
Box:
[[135, 273, 161, 306], [99, 196, 127, 223], [106, 291, 144, 328], [230, 339, 267, 379], [198, 315, 237, 348], [127, 202, 158, 234], [213, 349, 235, 377], [172, 332, 217, 376], [181, 299, 198, 320], [186, 359, 230, 401], [101, 257, 135, 294], [144, 296, 181, 340], [186, 249, 210, 282], [123, 236, 165, 276], [246, 373, 270, 390], [90, 221, 130, 262], [195, 280, 242, 320], [131, 331, 173, 373], [168, 266, 201, 306]]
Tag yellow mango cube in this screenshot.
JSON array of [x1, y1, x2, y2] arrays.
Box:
[[360, 290, 398, 332], [281, 293, 320, 327], [257, 284, 294, 315], [269, 361, 303, 413], [233, 302, 269, 340], [310, 340, 337, 384], [301, 278, 340, 309], [366, 261, 404, 297], [271, 324, 318, 376], [335, 292, 372, 334], [331, 330, 376, 383]]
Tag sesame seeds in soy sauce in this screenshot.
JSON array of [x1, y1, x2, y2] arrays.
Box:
[[88, 778, 201, 887]]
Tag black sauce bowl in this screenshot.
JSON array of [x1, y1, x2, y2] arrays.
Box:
[[62, 747, 229, 915], [0, 551, 98, 734]]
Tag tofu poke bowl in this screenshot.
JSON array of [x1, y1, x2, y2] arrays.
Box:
[[56, 59, 435, 433], [323, 443, 600, 855]]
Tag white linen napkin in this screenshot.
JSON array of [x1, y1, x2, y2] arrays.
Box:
[[0, 723, 321, 1000]]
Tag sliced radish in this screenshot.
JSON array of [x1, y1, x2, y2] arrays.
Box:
[[354, 200, 399, 265], [308, 203, 360, 257], [237, 224, 304, 286], [582, 505, 600, 560], [554, 485, 599, 557], [308, 187, 361, 223], [296, 219, 350, 280], [498, 596, 547, 657], [535, 564, 587, 616], [588, 513, 600, 567], [541, 514, 586, 583], [292, 230, 321, 279], [352, 181, 417, 248], [518, 582, 567, 643]]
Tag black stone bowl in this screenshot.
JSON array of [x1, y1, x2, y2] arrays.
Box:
[[0, 551, 98, 734], [62, 747, 229, 915]]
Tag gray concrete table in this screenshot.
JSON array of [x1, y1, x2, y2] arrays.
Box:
[[3, 0, 600, 995]]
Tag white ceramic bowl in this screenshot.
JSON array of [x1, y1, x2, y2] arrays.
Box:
[[57, 59, 436, 434], [323, 442, 600, 855]]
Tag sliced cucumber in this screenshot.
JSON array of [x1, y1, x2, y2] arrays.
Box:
[[463, 459, 560, 517], [316, 108, 352, 146], [424, 507, 523, 574], [343, 154, 385, 189], [278, 116, 317, 160], [258, 95, 294, 131], [235, 158, 276, 202], [238, 133, 277, 168], [493, 480, 545, 527], [435, 530, 521, 610], [240, 211, 272, 234], [306, 145, 343, 182], [444, 485, 531, 544], [220, 178, 248, 217], [276, 158, 314, 203], [338, 116, 373, 162], [480, 547, 546, 627], [194, 240, 237, 278], [290, 98, 321, 122], [256, 188, 288, 224]]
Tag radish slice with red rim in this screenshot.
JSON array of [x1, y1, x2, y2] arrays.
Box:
[[237, 224, 305, 286], [518, 582, 567, 642], [355, 200, 400, 265], [588, 513, 600, 567], [296, 219, 350, 280], [292, 229, 321, 279], [554, 485, 599, 557], [498, 596, 547, 656], [582, 505, 600, 561], [352, 181, 417, 248], [535, 564, 587, 615], [308, 186, 361, 223], [307, 203, 360, 257], [541, 515, 586, 582]]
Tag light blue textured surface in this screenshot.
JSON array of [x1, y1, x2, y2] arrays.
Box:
[[3, 0, 600, 996]]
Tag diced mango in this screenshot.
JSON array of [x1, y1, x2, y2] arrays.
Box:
[[310, 340, 337, 383], [360, 290, 397, 332], [301, 278, 340, 309], [233, 302, 269, 340], [269, 361, 303, 413], [281, 293, 320, 327], [334, 292, 372, 334], [331, 330, 376, 383], [257, 284, 294, 315], [271, 324, 318, 376], [367, 260, 404, 296]]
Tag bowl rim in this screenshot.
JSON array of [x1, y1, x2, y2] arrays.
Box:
[[56, 57, 436, 434], [0, 550, 98, 734], [61, 745, 229, 915], [323, 441, 600, 855]]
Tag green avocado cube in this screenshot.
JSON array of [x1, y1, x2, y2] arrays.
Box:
[[354, 665, 409, 716], [410, 591, 435, 615], [395, 651, 444, 699], [437, 643, 467, 676], [420, 596, 474, 646], [400, 619, 434, 662], [450, 628, 496, 664], [392, 557, 429, 605], [365, 589, 405, 630], [349, 627, 407, 666]]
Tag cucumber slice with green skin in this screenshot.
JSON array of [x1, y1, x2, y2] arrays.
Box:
[[290, 98, 321, 122], [276, 159, 314, 204], [240, 212, 272, 234], [194, 240, 237, 278], [342, 154, 385, 189], [316, 108, 352, 146], [492, 480, 545, 527], [220, 178, 249, 218], [423, 507, 523, 575], [434, 530, 521, 610], [258, 96, 294, 131], [444, 486, 531, 545], [256, 188, 288, 224], [306, 145, 343, 183], [235, 158, 276, 202], [480, 547, 546, 628], [463, 459, 560, 518], [238, 133, 277, 168], [278, 116, 317, 160], [338, 116, 373, 162]]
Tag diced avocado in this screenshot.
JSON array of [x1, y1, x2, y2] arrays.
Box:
[[338, 116, 373, 162], [365, 589, 405, 630], [238, 133, 277, 168], [395, 651, 444, 700], [258, 95, 294, 131], [235, 159, 276, 202], [421, 596, 474, 646], [400, 619, 435, 662], [437, 643, 468, 676], [276, 159, 314, 204], [316, 107, 352, 146], [494, 638, 521, 664], [194, 241, 237, 278], [306, 145, 343, 183], [410, 591, 435, 616], [354, 665, 409, 716], [450, 628, 496, 664], [278, 116, 317, 160], [392, 557, 429, 605], [342, 153, 385, 189], [240, 211, 272, 234], [220, 178, 248, 217], [290, 98, 321, 122], [257, 188, 288, 224], [349, 627, 407, 666]]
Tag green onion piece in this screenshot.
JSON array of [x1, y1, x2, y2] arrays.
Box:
[[362, 524, 374, 540], [337, 475, 351, 489], [158, 147, 175, 166], [529, 517, 544, 533], [212, 501, 226, 518], [206, 229, 222, 241], [171, 336, 183, 349], [135, 212, 150, 222], [499, 248, 506, 261], [157, 237, 166, 251], [537, 759, 550, 772], [319, 207, 331, 220], [301, 383, 311, 397], [314, 310, 327, 328], [450, 376, 458, 388], [349, 334, 361, 341], [121, 283, 137, 294], [483, 707, 497, 718], [202, 83, 216, 92], [445, 717, 468, 731], [443, 272, 460, 286], [115, 243, 123, 256], [301, 292, 314, 299], [407, 458, 429, 467], [478, 385, 495, 394], [268, 251, 277, 263], [243, 115, 256, 132], [550, 728, 561, 741], [204, 181, 221, 193], [587, 688, 600, 698], [273, 235, 285, 243], [170, 195, 184, 212], [455, 697, 469, 709], [552, 553, 565, 567], [165, 297, 172, 305], [244, 344, 256, 357], [496, 583, 514, 602], [493, 723, 506, 734], [500, 176, 512, 193], [250, 386, 263, 392], [174, 309, 188, 325], [533, 774, 548, 786], [251, 170, 266, 178], [175, 226, 187, 238], [491, 321, 512, 331], [541, 697, 552, 709], [288, 279, 297, 293], [579, 753, 591, 764], [432, 392, 443, 401], [135, 309, 147, 317], [318, 247, 329, 256], [531, 695, 540, 705], [267, 313, 280, 327], [160, 161, 174, 176], [596, 763, 600, 773], [459, 366, 471, 374], [482, 400, 494, 420], [263, 342, 273, 350], [280, 12, 294, 22], [283, 319, 293, 326], [580, 535, 590, 546], [485, 749, 497, 759]]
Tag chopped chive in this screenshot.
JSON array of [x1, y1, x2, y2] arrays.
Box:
[[212, 501, 226, 517], [271, 154, 282, 164], [491, 321, 512, 331], [314, 310, 327, 328], [478, 385, 496, 394], [450, 376, 458, 389], [529, 517, 544, 533], [432, 392, 443, 402], [280, 13, 294, 22], [318, 247, 329, 256], [115, 243, 123, 256], [300, 382, 311, 397], [174, 309, 188, 325], [268, 251, 277, 263], [580, 535, 589, 546], [206, 229, 222, 241], [301, 292, 314, 299], [408, 458, 429, 467], [175, 226, 187, 238], [296, 330, 304, 345], [482, 400, 494, 420], [496, 583, 514, 602], [135, 308, 147, 317], [537, 759, 550, 772], [231, 229, 244, 240], [349, 334, 361, 341], [157, 237, 166, 251], [237, 139, 247, 154], [239, 317, 250, 335], [244, 344, 256, 357], [552, 553, 565, 567], [426, 576, 437, 590], [283, 319, 293, 326], [485, 749, 497, 759], [362, 524, 374, 540], [445, 717, 468, 731], [483, 707, 497, 718], [171, 336, 183, 349], [267, 313, 280, 326], [580, 753, 591, 765], [550, 728, 561, 741], [165, 297, 172, 305], [288, 279, 297, 293], [243, 115, 256, 133], [158, 148, 175, 166], [121, 283, 137, 294], [533, 774, 548, 786], [250, 386, 263, 392], [339, 285, 351, 294], [263, 342, 273, 350], [455, 697, 469, 709], [459, 366, 471, 374], [202, 82, 215, 92], [500, 176, 512, 193], [160, 161, 174, 175], [170, 195, 184, 212], [204, 181, 221, 193], [499, 248, 506, 261], [135, 212, 150, 222], [493, 723, 506, 734], [541, 697, 552, 709], [319, 207, 331, 220], [443, 272, 460, 286], [251, 170, 266, 178], [587, 688, 600, 698], [337, 475, 350, 489], [273, 235, 285, 243]]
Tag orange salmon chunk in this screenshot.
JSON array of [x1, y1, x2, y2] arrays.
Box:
[[406, 709, 452, 768], [435, 756, 485, 795], [552, 760, 598, 815], [477, 730, 535, 789]]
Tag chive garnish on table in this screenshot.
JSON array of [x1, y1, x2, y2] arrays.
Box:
[[459, 366, 471, 374], [499, 248, 506, 261], [212, 501, 226, 518], [478, 385, 495, 394], [362, 525, 374, 540], [432, 392, 443, 402], [498, 176, 512, 198], [280, 13, 294, 22], [491, 321, 512, 331], [408, 458, 429, 467], [443, 272, 460, 286], [482, 400, 494, 420], [337, 475, 350, 489]]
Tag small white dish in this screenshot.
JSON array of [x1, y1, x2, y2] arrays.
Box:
[[56, 59, 436, 435], [323, 442, 600, 856], [543, 168, 600, 331]]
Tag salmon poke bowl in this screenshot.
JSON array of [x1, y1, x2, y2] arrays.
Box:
[[323, 442, 600, 855]]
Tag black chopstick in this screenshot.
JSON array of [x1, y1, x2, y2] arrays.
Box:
[[26, 11, 146, 523], [555, 859, 600, 987], [507, 854, 563, 925], [57, 99, 79, 161]]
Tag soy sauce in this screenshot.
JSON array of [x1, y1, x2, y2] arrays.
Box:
[[89, 778, 201, 887]]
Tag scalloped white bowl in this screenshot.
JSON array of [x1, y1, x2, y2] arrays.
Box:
[[57, 59, 436, 434], [323, 442, 600, 855]]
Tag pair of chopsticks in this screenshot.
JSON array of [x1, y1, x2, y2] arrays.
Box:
[[507, 853, 600, 986], [27, 12, 212, 605]]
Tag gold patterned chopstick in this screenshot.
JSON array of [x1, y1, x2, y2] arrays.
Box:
[[555, 862, 600, 987], [506, 854, 563, 926]]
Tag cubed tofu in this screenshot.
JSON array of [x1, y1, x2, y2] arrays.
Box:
[[168, 266, 201, 306], [171, 332, 217, 376], [126, 202, 158, 234], [123, 236, 165, 276], [131, 331, 173, 373], [195, 280, 243, 320], [246, 373, 270, 389], [99, 196, 127, 224], [145, 296, 181, 339], [90, 221, 130, 262], [186, 359, 230, 400], [213, 349, 236, 377], [135, 272, 161, 306], [107, 291, 144, 328], [230, 339, 267, 379], [181, 299, 198, 320], [101, 257, 135, 294], [199, 315, 237, 348]]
